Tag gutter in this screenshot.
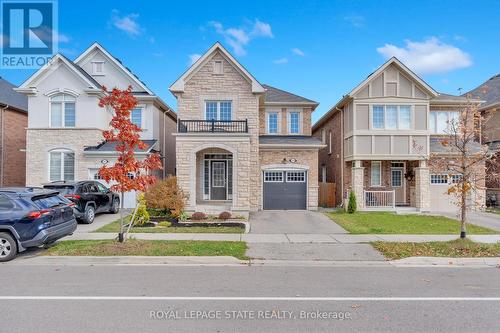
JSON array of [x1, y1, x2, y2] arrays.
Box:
[[337, 106, 344, 208]]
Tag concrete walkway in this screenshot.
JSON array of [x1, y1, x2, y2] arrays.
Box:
[[65, 232, 500, 244], [72, 209, 132, 233]]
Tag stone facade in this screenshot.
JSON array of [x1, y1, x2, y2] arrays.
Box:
[[26, 128, 103, 186], [0, 108, 27, 186], [259, 106, 313, 135], [259, 149, 319, 210]]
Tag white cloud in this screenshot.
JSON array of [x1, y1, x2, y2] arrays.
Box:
[[273, 57, 288, 64], [376, 37, 472, 74], [292, 48, 305, 56], [111, 10, 143, 37], [188, 54, 202, 65], [344, 15, 365, 28], [208, 19, 273, 56], [56, 33, 70, 43]]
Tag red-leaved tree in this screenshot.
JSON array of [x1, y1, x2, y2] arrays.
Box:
[[98, 86, 162, 241]]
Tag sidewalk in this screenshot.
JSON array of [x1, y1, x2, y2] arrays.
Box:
[[66, 232, 500, 244]]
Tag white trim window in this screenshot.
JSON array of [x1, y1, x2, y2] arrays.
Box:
[[371, 161, 382, 186], [50, 93, 76, 127], [328, 131, 332, 154], [205, 101, 232, 121], [213, 60, 223, 74], [288, 111, 301, 134], [287, 171, 306, 182], [267, 112, 279, 134], [91, 61, 104, 75], [372, 105, 412, 130], [430, 174, 448, 184], [429, 111, 459, 134], [49, 150, 75, 181], [131, 108, 142, 128]]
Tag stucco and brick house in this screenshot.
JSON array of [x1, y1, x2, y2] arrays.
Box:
[[16, 43, 177, 207], [466, 74, 500, 207], [0, 78, 28, 187], [170, 43, 323, 215], [312, 57, 485, 213]]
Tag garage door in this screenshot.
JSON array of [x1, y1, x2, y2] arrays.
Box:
[[263, 170, 307, 210]]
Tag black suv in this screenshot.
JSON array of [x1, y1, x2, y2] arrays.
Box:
[[43, 181, 120, 224], [0, 188, 77, 262]]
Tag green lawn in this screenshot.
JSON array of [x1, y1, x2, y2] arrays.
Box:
[[327, 211, 499, 234], [372, 239, 500, 260], [44, 240, 248, 259], [486, 208, 500, 215], [95, 219, 245, 234]]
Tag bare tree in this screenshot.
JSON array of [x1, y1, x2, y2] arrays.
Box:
[[429, 94, 499, 238]]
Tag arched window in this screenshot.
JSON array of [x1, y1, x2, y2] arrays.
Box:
[[49, 149, 75, 181], [50, 93, 76, 127]]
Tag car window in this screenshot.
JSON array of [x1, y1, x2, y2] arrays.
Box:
[[0, 195, 14, 211], [89, 184, 99, 193], [96, 183, 108, 193], [33, 194, 66, 209], [43, 186, 75, 195], [81, 184, 89, 193]]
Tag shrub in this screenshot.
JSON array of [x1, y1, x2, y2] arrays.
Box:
[[134, 193, 150, 226], [347, 191, 357, 214], [191, 212, 207, 220], [145, 176, 186, 218], [158, 221, 172, 227], [178, 211, 189, 222], [218, 211, 232, 220]]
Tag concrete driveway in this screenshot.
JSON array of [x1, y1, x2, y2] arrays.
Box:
[[437, 211, 500, 232], [249, 210, 347, 234]]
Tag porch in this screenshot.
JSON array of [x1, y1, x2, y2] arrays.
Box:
[[349, 159, 430, 212]]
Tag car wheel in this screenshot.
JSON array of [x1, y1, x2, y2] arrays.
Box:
[[110, 198, 120, 214], [83, 205, 95, 224], [0, 232, 17, 262]]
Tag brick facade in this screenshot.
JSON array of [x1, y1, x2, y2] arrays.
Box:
[[0, 108, 27, 186]]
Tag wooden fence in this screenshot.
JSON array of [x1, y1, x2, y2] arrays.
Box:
[[318, 182, 336, 207]]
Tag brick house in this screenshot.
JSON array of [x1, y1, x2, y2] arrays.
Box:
[[466, 74, 500, 207], [0, 78, 28, 187], [312, 57, 485, 213], [15, 43, 177, 207], [170, 43, 323, 215]]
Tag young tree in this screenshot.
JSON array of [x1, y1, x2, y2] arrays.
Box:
[[429, 94, 499, 238], [98, 86, 162, 242]]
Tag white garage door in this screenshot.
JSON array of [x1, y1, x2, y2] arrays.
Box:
[[88, 169, 137, 208]]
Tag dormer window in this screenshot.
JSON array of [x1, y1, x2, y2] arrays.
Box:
[[214, 60, 223, 75], [92, 61, 104, 75]]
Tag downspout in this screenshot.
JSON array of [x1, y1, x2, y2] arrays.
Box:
[[336, 106, 344, 207], [0, 104, 8, 187]]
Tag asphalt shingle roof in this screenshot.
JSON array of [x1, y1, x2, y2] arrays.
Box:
[[466, 74, 500, 108], [84, 140, 157, 153], [259, 135, 323, 146], [0, 77, 28, 112], [432, 93, 469, 102], [60, 54, 102, 89], [263, 84, 318, 105]]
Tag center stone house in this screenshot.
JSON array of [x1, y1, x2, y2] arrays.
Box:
[[170, 43, 323, 214]]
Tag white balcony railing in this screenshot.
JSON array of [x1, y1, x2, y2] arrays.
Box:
[[364, 190, 395, 209]]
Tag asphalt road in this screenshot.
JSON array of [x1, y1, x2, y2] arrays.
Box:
[[1, 264, 500, 332]]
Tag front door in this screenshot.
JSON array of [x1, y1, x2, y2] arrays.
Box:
[[391, 167, 405, 205], [210, 161, 227, 200]]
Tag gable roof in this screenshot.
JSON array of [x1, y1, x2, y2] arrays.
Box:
[[16, 53, 102, 93], [169, 42, 265, 94], [465, 74, 500, 109], [75, 42, 154, 95], [0, 77, 28, 112], [262, 84, 318, 107]]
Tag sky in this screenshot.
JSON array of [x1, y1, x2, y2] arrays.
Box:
[[1, 0, 500, 122]]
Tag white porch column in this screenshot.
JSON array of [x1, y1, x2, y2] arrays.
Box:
[[351, 160, 365, 209], [415, 160, 430, 212]]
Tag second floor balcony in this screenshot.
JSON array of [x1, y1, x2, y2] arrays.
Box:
[[178, 119, 248, 133]]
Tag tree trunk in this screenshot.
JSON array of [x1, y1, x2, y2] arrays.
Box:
[[118, 191, 125, 243], [460, 187, 467, 239]]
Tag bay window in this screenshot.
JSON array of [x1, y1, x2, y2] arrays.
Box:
[[50, 94, 76, 127], [371, 105, 412, 130]]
